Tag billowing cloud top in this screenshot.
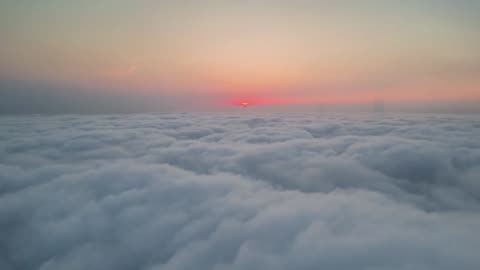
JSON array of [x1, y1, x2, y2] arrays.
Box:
[[1, 113, 480, 269]]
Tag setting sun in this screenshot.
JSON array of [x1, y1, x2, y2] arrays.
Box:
[[1, 2, 479, 269]]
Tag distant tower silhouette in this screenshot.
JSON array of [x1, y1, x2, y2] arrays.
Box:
[[373, 98, 385, 113]]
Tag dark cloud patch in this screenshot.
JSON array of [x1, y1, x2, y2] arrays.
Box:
[[1, 113, 480, 270]]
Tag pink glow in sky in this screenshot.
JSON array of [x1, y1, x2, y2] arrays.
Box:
[[1, 1, 479, 112]]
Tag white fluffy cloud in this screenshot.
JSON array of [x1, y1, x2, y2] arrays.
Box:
[[1, 113, 480, 270]]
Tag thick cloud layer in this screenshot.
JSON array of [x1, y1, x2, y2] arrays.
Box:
[[1, 113, 480, 270]]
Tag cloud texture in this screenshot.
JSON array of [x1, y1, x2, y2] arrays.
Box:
[[1, 113, 480, 270]]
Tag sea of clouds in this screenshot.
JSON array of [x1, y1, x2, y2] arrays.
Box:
[[1, 113, 480, 270]]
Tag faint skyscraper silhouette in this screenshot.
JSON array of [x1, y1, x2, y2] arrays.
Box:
[[373, 98, 385, 113]]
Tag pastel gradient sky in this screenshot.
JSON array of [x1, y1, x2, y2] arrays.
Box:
[[1, 0, 479, 113]]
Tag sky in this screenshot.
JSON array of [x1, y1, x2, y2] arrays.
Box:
[[1, 0, 479, 113]]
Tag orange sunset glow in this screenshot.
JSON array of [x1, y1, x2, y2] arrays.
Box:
[[1, 1, 479, 113], [2, 2, 480, 269]]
